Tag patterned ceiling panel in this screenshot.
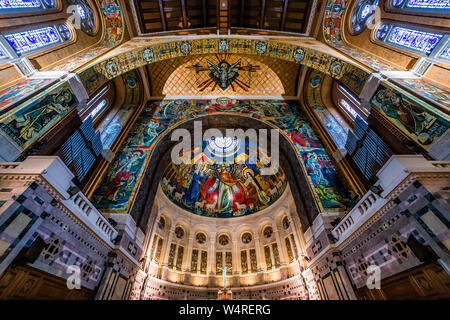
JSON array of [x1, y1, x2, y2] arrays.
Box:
[[133, 0, 313, 35], [147, 53, 300, 97]]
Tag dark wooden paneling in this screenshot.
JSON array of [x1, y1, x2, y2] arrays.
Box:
[[0, 264, 94, 300], [136, 0, 217, 33], [356, 263, 450, 300]]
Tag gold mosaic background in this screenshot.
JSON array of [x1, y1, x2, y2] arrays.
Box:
[[147, 54, 300, 97]]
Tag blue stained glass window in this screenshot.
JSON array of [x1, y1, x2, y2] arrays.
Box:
[[0, 0, 55, 10], [57, 24, 72, 41], [406, 0, 450, 9], [4, 25, 68, 55], [391, 0, 405, 6], [0, 0, 42, 9], [76, 4, 86, 19], [89, 99, 107, 118], [340, 99, 359, 119], [0, 46, 7, 59], [386, 26, 443, 54], [440, 44, 450, 59], [391, 0, 450, 10], [376, 24, 390, 40], [351, 0, 379, 34]]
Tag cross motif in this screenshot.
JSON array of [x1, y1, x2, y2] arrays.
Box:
[[218, 266, 231, 288]]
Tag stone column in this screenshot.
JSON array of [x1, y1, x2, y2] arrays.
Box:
[[232, 239, 240, 287], [161, 226, 175, 281], [288, 213, 308, 270], [274, 229, 288, 266], [183, 236, 194, 284], [144, 234, 157, 273], [184, 236, 194, 272], [254, 236, 265, 284], [207, 233, 216, 287]]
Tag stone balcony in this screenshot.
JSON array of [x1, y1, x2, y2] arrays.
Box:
[[332, 155, 450, 247], [0, 156, 118, 247]]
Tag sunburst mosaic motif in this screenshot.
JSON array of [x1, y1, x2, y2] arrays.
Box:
[[187, 54, 260, 91]]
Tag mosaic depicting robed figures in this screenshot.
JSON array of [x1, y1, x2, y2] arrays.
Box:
[[371, 85, 449, 150], [0, 83, 78, 150], [160, 137, 287, 218], [91, 100, 353, 214]]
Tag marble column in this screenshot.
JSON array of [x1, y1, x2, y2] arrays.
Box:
[[183, 236, 194, 284], [232, 239, 240, 287], [184, 236, 194, 272], [207, 233, 216, 287], [161, 226, 175, 280], [274, 229, 288, 266], [254, 236, 265, 285]]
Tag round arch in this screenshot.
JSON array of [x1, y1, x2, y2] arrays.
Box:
[[79, 37, 370, 97], [91, 104, 355, 233]]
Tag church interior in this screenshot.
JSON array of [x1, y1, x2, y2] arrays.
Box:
[[0, 0, 448, 301]]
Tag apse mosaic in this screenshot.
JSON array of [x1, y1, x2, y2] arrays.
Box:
[[160, 137, 287, 218], [148, 54, 298, 97], [91, 99, 353, 215], [371, 84, 449, 150]]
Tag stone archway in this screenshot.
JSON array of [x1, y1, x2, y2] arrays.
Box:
[[79, 37, 371, 98], [90, 100, 355, 233]]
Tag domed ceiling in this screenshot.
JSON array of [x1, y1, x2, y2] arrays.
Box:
[[160, 136, 287, 218]]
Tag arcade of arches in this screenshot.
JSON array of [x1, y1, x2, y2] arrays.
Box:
[[0, 0, 448, 300]]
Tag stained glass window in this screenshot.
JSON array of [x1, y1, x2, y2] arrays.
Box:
[[0, 0, 42, 9], [0, 46, 7, 60], [68, 0, 97, 35], [89, 99, 107, 118], [440, 43, 450, 60], [375, 24, 390, 40], [340, 99, 359, 119], [375, 24, 444, 55], [57, 24, 72, 41], [407, 0, 450, 8], [4, 24, 71, 56], [0, 0, 55, 11], [76, 4, 86, 19], [387, 26, 442, 54], [350, 0, 379, 34], [391, 0, 450, 9]]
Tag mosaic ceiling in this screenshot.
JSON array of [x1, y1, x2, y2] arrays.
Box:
[[160, 136, 287, 218], [147, 53, 300, 97]]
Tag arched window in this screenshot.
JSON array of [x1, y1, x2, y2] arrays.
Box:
[[336, 84, 367, 123], [68, 0, 98, 35], [340, 99, 359, 119], [350, 0, 379, 34], [374, 23, 449, 62], [2, 23, 73, 58], [0, 0, 56, 12], [89, 99, 107, 119]]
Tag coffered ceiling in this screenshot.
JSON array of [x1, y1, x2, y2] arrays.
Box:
[[132, 0, 314, 35]]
